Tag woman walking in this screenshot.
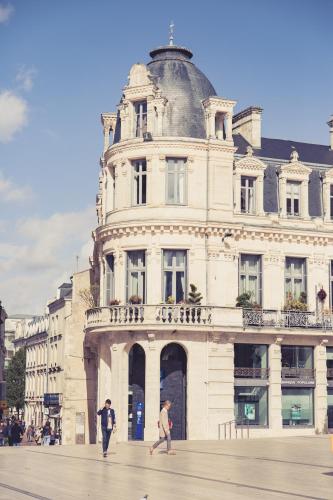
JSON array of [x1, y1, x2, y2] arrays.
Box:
[[150, 401, 175, 455]]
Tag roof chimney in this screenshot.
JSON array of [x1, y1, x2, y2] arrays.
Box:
[[232, 106, 263, 149], [328, 115, 333, 150]]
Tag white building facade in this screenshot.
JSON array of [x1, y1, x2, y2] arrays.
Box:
[[81, 43, 333, 442]]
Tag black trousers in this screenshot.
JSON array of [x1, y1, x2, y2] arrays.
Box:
[[101, 427, 112, 452]]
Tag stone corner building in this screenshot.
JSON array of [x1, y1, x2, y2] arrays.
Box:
[[77, 42, 333, 443]]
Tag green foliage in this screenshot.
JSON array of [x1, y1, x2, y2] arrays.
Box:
[[284, 292, 308, 311], [6, 347, 26, 413], [235, 292, 261, 309], [166, 296, 175, 304], [188, 284, 202, 305]]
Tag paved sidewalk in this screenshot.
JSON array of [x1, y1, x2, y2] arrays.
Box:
[[0, 436, 333, 499]]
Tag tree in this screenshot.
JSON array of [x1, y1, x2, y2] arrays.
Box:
[[188, 284, 203, 305], [6, 347, 26, 414]]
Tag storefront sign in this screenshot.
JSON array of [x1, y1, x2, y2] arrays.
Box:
[[44, 393, 61, 406], [282, 379, 315, 387]]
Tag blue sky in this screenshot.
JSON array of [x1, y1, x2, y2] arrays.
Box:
[[0, 0, 332, 314]]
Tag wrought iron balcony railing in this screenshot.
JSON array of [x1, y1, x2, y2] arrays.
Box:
[[242, 309, 333, 329], [281, 367, 315, 381], [234, 367, 269, 379]]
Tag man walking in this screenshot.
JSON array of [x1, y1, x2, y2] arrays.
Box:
[[150, 400, 175, 455], [97, 399, 116, 457]]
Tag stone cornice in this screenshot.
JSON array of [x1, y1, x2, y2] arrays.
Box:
[[105, 138, 236, 163], [95, 221, 332, 246]]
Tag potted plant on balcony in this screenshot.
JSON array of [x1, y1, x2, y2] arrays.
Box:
[[236, 292, 262, 325], [129, 295, 142, 305], [128, 295, 143, 322], [166, 296, 175, 304], [109, 299, 120, 306], [188, 284, 203, 323], [283, 292, 308, 327]]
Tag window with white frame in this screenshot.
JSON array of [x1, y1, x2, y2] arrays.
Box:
[[286, 181, 301, 216], [162, 250, 187, 303], [285, 257, 306, 301], [166, 158, 186, 205], [126, 251, 146, 303], [105, 254, 114, 306], [239, 254, 262, 305], [134, 100, 147, 138], [330, 185, 333, 220], [132, 159, 147, 205], [240, 176, 256, 214]]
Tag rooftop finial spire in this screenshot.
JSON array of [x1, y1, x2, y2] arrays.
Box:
[[169, 20, 174, 46]]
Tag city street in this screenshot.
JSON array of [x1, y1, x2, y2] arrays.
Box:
[[0, 436, 332, 499]]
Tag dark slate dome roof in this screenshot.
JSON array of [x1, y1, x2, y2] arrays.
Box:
[[147, 45, 216, 139]]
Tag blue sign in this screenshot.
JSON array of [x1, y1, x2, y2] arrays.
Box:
[[135, 402, 144, 440]]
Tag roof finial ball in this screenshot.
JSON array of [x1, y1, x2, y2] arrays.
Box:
[[169, 20, 175, 46]]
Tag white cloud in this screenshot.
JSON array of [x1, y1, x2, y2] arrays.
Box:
[[0, 171, 33, 202], [0, 90, 28, 142], [16, 65, 37, 92], [0, 206, 96, 314], [0, 3, 14, 23]]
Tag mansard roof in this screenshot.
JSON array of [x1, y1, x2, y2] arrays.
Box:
[[234, 134, 333, 166]]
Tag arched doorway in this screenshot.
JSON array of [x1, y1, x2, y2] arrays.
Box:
[[128, 344, 145, 440], [160, 343, 187, 440]]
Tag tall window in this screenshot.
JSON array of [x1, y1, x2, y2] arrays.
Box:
[[166, 158, 186, 205], [134, 101, 147, 138], [330, 185, 333, 219], [240, 176, 255, 214], [286, 181, 300, 216], [126, 251, 146, 303], [163, 250, 187, 303], [239, 254, 262, 305], [132, 160, 147, 205], [105, 254, 114, 305], [285, 257, 306, 300]]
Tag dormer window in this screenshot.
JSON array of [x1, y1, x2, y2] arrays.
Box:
[[241, 176, 255, 214], [286, 181, 300, 216], [135, 100, 147, 138]]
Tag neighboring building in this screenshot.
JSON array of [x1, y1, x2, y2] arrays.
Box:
[[80, 39, 333, 443], [24, 315, 49, 426], [0, 303, 7, 408], [5, 315, 35, 368]]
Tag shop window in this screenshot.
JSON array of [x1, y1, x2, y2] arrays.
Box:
[[234, 344, 268, 378], [282, 388, 314, 426], [234, 386, 268, 426]]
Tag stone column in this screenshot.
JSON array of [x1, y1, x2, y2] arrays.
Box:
[[269, 341, 282, 432], [97, 339, 111, 443], [209, 112, 215, 138], [301, 180, 309, 219], [207, 336, 234, 439], [314, 342, 328, 433], [279, 177, 286, 217], [256, 175, 264, 215], [225, 112, 233, 141], [103, 125, 110, 152], [234, 173, 241, 213], [143, 335, 160, 441]]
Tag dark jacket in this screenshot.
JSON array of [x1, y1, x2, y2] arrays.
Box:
[[11, 423, 23, 443], [97, 407, 116, 429]]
